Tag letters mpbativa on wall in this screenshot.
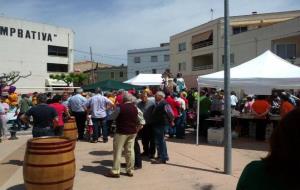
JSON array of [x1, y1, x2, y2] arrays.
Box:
[[0, 26, 57, 42]]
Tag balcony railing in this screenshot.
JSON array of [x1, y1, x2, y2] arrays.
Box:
[[192, 40, 213, 50], [192, 64, 213, 71]]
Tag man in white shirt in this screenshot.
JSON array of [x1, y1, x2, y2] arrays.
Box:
[[85, 88, 113, 143], [68, 88, 87, 140], [230, 91, 239, 109]]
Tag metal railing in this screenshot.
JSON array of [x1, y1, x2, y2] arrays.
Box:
[[192, 64, 213, 71], [192, 40, 213, 50]]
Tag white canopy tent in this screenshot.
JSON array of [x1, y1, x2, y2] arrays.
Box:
[[196, 50, 300, 144], [198, 50, 300, 95], [124, 74, 163, 86]]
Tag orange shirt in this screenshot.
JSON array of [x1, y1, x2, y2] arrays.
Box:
[[280, 101, 294, 118], [252, 100, 270, 116], [8, 93, 18, 106], [108, 97, 116, 105]]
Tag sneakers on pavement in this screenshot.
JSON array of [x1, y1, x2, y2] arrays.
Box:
[[105, 172, 120, 178]]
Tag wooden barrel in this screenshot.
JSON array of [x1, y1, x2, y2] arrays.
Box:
[[64, 117, 78, 142], [23, 137, 76, 190]]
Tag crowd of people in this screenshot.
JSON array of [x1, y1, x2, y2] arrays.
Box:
[[0, 72, 193, 177], [197, 88, 299, 140], [1, 72, 300, 187]]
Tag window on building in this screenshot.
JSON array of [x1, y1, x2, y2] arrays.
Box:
[[152, 69, 157, 74], [47, 63, 68, 72], [232, 26, 248, 35], [48, 45, 68, 57], [222, 54, 235, 65], [134, 57, 141, 63], [164, 55, 170, 62], [178, 62, 186, 72], [151, 56, 158, 62], [135, 70, 139, 76], [119, 71, 124, 77], [111, 72, 115, 79], [276, 44, 296, 60], [192, 54, 213, 71], [178, 42, 186, 52]]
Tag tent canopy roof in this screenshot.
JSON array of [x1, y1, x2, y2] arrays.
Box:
[[198, 50, 300, 94], [124, 74, 163, 86]]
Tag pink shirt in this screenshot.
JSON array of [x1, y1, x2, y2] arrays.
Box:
[[49, 103, 67, 126], [244, 101, 254, 113]]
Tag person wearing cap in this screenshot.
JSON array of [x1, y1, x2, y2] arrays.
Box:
[[68, 88, 87, 140], [7, 86, 18, 108]]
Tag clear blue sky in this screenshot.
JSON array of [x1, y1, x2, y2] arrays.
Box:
[[0, 0, 299, 65]]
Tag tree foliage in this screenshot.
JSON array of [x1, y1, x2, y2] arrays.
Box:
[[49, 72, 88, 87]]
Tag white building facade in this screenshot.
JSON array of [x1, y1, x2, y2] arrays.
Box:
[[127, 43, 170, 79], [0, 16, 74, 93]]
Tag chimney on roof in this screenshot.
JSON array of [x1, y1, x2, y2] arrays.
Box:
[[252, 11, 258, 15]]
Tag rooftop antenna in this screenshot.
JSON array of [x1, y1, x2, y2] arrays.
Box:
[[210, 8, 214, 20]]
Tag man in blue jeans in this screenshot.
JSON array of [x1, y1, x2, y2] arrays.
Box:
[[151, 91, 174, 164], [85, 88, 113, 143]]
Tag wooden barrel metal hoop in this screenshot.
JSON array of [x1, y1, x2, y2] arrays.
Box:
[[23, 136, 76, 190]]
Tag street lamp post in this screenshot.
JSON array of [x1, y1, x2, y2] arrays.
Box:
[[224, 0, 232, 175]]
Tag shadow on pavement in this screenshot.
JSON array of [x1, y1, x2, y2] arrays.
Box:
[[1, 160, 24, 166], [201, 184, 214, 190], [6, 184, 25, 190], [89, 150, 113, 156], [167, 163, 223, 175], [81, 159, 113, 175], [194, 183, 215, 190], [92, 160, 113, 167], [81, 165, 110, 175]]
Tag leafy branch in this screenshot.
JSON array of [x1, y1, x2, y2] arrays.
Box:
[[49, 73, 88, 87]]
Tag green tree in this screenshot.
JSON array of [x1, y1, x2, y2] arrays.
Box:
[[49, 73, 87, 87]]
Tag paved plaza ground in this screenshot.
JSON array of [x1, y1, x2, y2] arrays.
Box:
[[0, 130, 268, 190]]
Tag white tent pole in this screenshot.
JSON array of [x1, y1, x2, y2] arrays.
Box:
[[196, 85, 200, 145]]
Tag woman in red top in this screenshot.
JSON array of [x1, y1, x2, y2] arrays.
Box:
[[165, 93, 180, 138], [49, 95, 70, 136]]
